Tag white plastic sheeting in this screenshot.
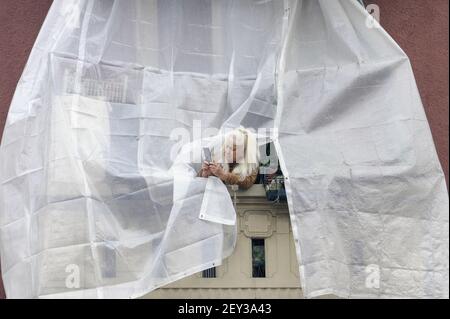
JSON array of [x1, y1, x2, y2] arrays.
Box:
[[0, 0, 448, 299], [276, 0, 448, 299]]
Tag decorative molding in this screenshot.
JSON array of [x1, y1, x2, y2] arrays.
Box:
[[145, 287, 303, 299], [239, 234, 252, 278], [241, 210, 275, 238], [265, 235, 277, 278]]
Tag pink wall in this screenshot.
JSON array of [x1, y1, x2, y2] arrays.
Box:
[[376, 0, 449, 183], [0, 0, 448, 298]]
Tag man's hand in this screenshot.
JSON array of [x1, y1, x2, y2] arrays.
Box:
[[200, 161, 212, 177], [208, 163, 226, 179]]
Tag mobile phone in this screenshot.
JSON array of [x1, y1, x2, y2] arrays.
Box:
[[203, 147, 212, 163]]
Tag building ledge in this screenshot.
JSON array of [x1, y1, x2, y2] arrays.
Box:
[[227, 184, 288, 209]]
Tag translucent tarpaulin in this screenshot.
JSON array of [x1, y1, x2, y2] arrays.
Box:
[[0, 0, 448, 299]]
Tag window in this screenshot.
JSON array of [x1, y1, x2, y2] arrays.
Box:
[[202, 267, 216, 278], [62, 69, 128, 103], [251, 238, 266, 278]]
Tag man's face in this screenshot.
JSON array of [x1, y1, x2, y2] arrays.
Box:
[[224, 134, 245, 163]]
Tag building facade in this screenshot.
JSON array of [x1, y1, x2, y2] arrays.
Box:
[[0, 0, 448, 298], [145, 185, 303, 299]]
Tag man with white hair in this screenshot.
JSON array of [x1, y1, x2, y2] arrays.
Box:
[[198, 128, 260, 190]]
